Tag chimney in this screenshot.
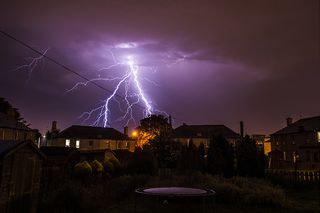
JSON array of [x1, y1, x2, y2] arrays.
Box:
[[286, 117, 293, 126], [51, 121, 57, 132], [124, 126, 128, 136], [240, 121, 244, 138]]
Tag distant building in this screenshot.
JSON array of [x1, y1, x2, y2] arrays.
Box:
[[171, 124, 240, 147], [0, 140, 45, 213], [0, 112, 40, 144], [251, 134, 271, 155], [48, 125, 136, 152], [270, 116, 320, 170]]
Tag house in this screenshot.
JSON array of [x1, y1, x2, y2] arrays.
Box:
[[0, 140, 45, 213], [251, 134, 271, 155], [0, 112, 40, 144], [49, 125, 136, 152], [270, 116, 320, 170], [171, 124, 240, 147]]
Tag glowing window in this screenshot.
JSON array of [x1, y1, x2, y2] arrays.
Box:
[[76, 140, 80, 149], [317, 132, 320, 142], [65, 139, 70, 147]]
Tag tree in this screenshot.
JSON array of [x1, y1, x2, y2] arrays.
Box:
[[198, 143, 206, 173], [207, 135, 234, 177], [237, 135, 262, 177], [0, 97, 27, 123], [137, 114, 171, 148]]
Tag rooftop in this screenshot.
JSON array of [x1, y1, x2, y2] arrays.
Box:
[[57, 125, 132, 140], [272, 116, 320, 135], [172, 124, 239, 138]]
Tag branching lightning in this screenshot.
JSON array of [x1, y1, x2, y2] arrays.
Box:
[[14, 48, 49, 77], [71, 44, 191, 128], [73, 53, 154, 128]]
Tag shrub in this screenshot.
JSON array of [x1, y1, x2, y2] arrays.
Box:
[[102, 159, 114, 174], [74, 161, 92, 177], [90, 160, 104, 174]]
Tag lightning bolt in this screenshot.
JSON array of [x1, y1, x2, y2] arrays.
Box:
[[14, 48, 49, 77], [74, 53, 153, 128]]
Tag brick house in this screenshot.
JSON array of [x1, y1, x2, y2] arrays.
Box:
[[270, 116, 320, 170], [171, 124, 240, 148], [0, 140, 45, 213]]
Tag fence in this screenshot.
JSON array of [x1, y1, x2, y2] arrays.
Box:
[[265, 169, 320, 185]]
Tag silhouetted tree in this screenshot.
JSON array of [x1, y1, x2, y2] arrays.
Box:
[[126, 147, 157, 175], [198, 143, 206, 172], [237, 135, 262, 177], [0, 97, 27, 123], [207, 135, 234, 177]]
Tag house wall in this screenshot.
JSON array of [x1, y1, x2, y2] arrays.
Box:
[[271, 131, 320, 169], [50, 138, 135, 152], [0, 128, 38, 143], [0, 145, 43, 213], [173, 137, 237, 148]]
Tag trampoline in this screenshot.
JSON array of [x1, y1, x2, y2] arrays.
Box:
[[134, 187, 215, 212]]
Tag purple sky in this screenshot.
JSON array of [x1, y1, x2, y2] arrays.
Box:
[[0, 0, 319, 135]]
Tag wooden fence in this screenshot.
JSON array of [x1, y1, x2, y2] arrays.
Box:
[[265, 169, 320, 184]]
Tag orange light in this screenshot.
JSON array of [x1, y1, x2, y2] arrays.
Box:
[[132, 131, 138, 137]]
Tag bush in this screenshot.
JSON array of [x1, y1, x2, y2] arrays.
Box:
[[74, 161, 92, 177], [108, 156, 121, 172], [102, 159, 114, 174], [90, 160, 104, 174]]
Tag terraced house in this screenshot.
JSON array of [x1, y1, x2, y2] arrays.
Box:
[[48, 125, 136, 152], [270, 116, 320, 170]]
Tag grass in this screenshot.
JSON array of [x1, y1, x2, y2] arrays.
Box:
[[39, 173, 320, 213]]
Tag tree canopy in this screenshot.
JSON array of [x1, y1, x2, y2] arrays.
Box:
[[136, 114, 171, 147]]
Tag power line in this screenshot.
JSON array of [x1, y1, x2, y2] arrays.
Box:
[[0, 30, 189, 124]]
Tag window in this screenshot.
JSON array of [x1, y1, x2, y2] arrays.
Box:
[[89, 141, 93, 146], [317, 132, 320, 143], [126, 142, 129, 148], [76, 140, 80, 149], [106, 141, 110, 148], [65, 139, 70, 147]]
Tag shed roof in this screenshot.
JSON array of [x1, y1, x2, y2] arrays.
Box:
[[0, 140, 45, 159]]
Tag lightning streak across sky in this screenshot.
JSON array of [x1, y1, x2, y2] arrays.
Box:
[[70, 43, 191, 128], [14, 48, 49, 77], [73, 52, 154, 128], [2, 29, 189, 128]]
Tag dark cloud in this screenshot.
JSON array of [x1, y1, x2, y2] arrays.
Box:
[[0, 0, 319, 134]]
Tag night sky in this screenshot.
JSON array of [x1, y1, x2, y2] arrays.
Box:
[[0, 0, 319, 135]]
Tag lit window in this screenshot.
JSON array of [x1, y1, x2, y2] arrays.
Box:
[[76, 140, 80, 149], [317, 132, 320, 143], [65, 139, 70, 147]]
